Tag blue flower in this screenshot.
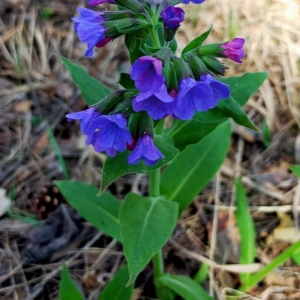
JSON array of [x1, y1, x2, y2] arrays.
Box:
[[90, 114, 132, 157], [182, 0, 205, 4], [130, 56, 164, 92], [66, 107, 99, 142], [128, 135, 164, 166], [161, 6, 185, 30], [173, 77, 214, 120], [132, 84, 174, 120], [200, 74, 230, 106], [72, 8, 110, 57], [88, 0, 115, 6]]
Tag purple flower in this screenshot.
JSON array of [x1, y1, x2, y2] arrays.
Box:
[[132, 84, 174, 120], [90, 114, 132, 157], [182, 0, 205, 4], [66, 107, 100, 142], [88, 0, 115, 6], [128, 135, 164, 166], [173, 77, 214, 120], [161, 6, 185, 30], [72, 8, 109, 57], [200, 74, 230, 106], [130, 56, 164, 92], [221, 38, 245, 63]]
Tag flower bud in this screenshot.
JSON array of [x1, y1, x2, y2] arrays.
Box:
[[161, 6, 185, 30], [221, 38, 245, 63], [201, 56, 227, 76]]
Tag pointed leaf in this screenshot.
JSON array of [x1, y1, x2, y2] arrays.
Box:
[[120, 193, 178, 285], [56, 180, 122, 241], [182, 25, 213, 55], [235, 179, 256, 283], [217, 97, 259, 131], [98, 265, 134, 300], [61, 56, 111, 105], [157, 274, 213, 300], [161, 121, 232, 214], [60, 264, 84, 300], [100, 135, 178, 193], [220, 72, 268, 106]]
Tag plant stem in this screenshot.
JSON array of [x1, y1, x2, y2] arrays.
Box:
[[150, 26, 161, 48], [149, 119, 170, 299]]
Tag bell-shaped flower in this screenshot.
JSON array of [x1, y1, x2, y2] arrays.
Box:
[[161, 6, 185, 30], [90, 114, 132, 157], [221, 38, 245, 63], [66, 107, 100, 142], [200, 74, 230, 106], [173, 77, 214, 120], [128, 135, 164, 166], [130, 56, 164, 92], [132, 84, 174, 120], [73, 8, 110, 57]]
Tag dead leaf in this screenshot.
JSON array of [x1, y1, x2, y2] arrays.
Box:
[[14, 100, 33, 113]]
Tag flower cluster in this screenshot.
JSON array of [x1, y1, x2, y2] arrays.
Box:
[[68, 0, 245, 166]]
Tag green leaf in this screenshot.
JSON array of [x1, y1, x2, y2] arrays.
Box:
[[100, 135, 178, 193], [161, 121, 232, 214], [56, 180, 122, 241], [118, 73, 135, 89], [290, 165, 300, 178], [262, 118, 271, 148], [182, 25, 212, 55], [98, 265, 134, 300], [220, 72, 268, 106], [217, 97, 259, 131], [120, 193, 178, 285], [61, 56, 111, 105], [60, 264, 84, 300], [235, 179, 256, 283], [168, 118, 224, 151], [194, 263, 209, 284], [157, 274, 213, 300], [292, 248, 300, 265]]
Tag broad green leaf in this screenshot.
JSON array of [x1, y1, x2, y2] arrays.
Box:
[[60, 264, 84, 300], [235, 179, 256, 283], [161, 121, 232, 214], [182, 25, 212, 55], [290, 165, 300, 178], [168, 119, 224, 151], [217, 97, 259, 131], [220, 72, 268, 106], [100, 135, 178, 193], [61, 56, 111, 105], [120, 193, 178, 285], [157, 274, 213, 300], [98, 265, 134, 300], [56, 180, 122, 241]]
